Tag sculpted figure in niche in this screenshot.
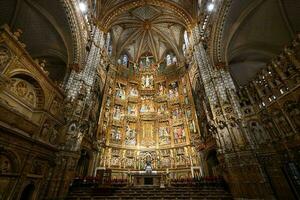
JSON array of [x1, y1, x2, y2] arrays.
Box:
[[0, 155, 11, 174], [116, 84, 126, 100], [158, 104, 168, 115], [64, 123, 84, 151], [158, 83, 165, 96], [41, 121, 50, 140], [125, 125, 136, 145], [161, 157, 171, 168], [0, 46, 10, 72], [128, 104, 137, 116], [189, 121, 196, 133], [142, 75, 153, 89], [169, 82, 179, 99], [129, 87, 138, 97], [125, 158, 134, 168], [177, 155, 186, 166], [140, 97, 154, 113], [106, 97, 111, 107], [111, 127, 121, 143], [74, 98, 84, 115], [111, 156, 119, 166], [184, 96, 189, 105], [49, 125, 59, 145], [146, 56, 151, 67], [113, 106, 122, 120], [16, 81, 28, 97]]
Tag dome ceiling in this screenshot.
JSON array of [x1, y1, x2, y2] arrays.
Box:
[[96, 0, 196, 62]]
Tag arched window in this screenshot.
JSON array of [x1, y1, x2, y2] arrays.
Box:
[[106, 32, 112, 56], [166, 54, 172, 66], [165, 52, 177, 66], [184, 31, 189, 47], [183, 30, 189, 55], [122, 54, 129, 66]]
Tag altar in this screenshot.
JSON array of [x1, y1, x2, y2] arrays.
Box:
[[127, 171, 167, 187]]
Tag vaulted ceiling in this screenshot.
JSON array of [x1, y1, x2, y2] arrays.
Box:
[[0, 0, 85, 82], [96, 0, 197, 62], [110, 5, 186, 62], [212, 0, 300, 85]]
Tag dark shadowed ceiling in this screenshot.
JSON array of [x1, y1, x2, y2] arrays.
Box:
[[215, 0, 300, 85], [0, 0, 76, 82]]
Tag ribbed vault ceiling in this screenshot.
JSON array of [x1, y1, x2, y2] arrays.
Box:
[[96, 0, 196, 62], [110, 5, 186, 62]]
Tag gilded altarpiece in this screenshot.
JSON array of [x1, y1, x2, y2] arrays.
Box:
[[98, 59, 201, 178]]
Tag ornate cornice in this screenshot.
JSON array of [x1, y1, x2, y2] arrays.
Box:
[[60, 0, 88, 70], [208, 0, 232, 66]]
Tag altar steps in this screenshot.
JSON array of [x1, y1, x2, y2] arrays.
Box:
[[66, 187, 233, 200]]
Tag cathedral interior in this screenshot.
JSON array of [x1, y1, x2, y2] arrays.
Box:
[[0, 0, 300, 199]]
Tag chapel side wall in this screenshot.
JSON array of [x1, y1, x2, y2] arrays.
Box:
[[0, 26, 80, 200]]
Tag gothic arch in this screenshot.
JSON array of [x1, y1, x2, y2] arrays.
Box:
[[9, 73, 45, 109], [99, 0, 193, 31]]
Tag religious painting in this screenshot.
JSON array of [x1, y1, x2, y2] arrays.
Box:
[[128, 85, 139, 97], [140, 96, 155, 113], [173, 125, 186, 144], [157, 82, 166, 96], [140, 122, 155, 147], [127, 103, 137, 116], [115, 83, 126, 100], [159, 123, 171, 145], [125, 124, 136, 146], [110, 126, 122, 144], [157, 103, 168, 116], [113, 105, 123, 120], [172, 106, 182, 120], [168, 81, 179, 99], [141, 74, 154, 89]]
